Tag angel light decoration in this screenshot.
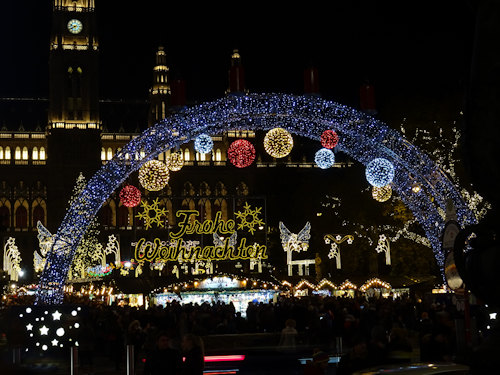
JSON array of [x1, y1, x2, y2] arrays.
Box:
[[279, 221, 315, 276]]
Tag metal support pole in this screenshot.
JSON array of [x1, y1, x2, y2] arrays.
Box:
[[71, 346, 79, 375], [127, 344, 135, 375], [12, 346, 21, 364]]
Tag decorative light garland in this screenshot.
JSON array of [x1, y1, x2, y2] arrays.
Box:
[[138, 160, 169, 191], [119, 185, 142, 207], [263, 127, 293, 158], [314, 148, 336, 169], [227, 139, 255, 168], [35, 93, 476, 304], [194, 134, 213, 154], [320, 130, 339, 149], [360, 278, 391, 292]]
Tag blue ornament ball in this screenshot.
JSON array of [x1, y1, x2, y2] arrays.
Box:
[[194, 134, 213, 154], [314, 148, 336, 169], [365, 158, 395, 187]]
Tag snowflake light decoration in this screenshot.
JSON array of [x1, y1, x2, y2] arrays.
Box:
[[234, 202, 264, 235], [314, 148, 336, 169], [135, 198, 168, 229], [138, 160, 169, 191], [264, 127, 293, 158], [194, 134, 213, 154], [320, 130, 339, 149]]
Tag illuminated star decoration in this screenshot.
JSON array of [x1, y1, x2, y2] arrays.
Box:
[[234, 202, 264, 235], [40, 325, 49, 335], [51, 339, 59, 346], [26, 323, 33, 331], [52, 310, 62, 320], [135, 198, 168, 230]]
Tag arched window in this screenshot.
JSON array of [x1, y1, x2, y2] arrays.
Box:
[[107, 147, 113, 160], [5, 147, 11, 160], [99, 204, 113, 227], [0, 205, 10, 229], [15, 205, 28, 228], [15, 147, 21, 160], [215, 148, 222, 161], [198, 199, 212, 221], [184, 148, 190, 161], [101, 148, 106, 161], [214, 199, 228, 221], [32, 147, 39, 160], [39, 147, 46, 160], [22, 147, 28, 160], [117, 205, 129, 227], [33, 205, 45, 226], [0, 147, 3, 159]]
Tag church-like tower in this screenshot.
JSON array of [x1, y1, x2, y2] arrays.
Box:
[[148, 46, 171, 127], [46, 0, 102, 228]]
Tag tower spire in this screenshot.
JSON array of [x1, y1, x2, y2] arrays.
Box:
[[148, 46, 172, 126], [226, 49, 247, 95]]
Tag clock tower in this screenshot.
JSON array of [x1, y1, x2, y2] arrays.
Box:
[[47, 0, 102, 228]]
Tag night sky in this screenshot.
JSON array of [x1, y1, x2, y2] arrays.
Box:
[[1, 0, 476, 109]]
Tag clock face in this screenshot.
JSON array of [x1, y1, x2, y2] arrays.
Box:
[[67, 19, 83, 34]]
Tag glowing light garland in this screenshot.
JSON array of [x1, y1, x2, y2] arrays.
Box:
[[139, 160, 169, 191], [314, 148, 336, 169], [263, 127, 293, 158], [227, 139, 255, 168], [35, 93, 476, 304], [119, 185, 141, 207], [365, 158, 395, 187], [320, 130, 339, 149], [194, 134, 213, 154]]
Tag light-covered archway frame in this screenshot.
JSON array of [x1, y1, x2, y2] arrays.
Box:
[[35, 93, 476, 304]]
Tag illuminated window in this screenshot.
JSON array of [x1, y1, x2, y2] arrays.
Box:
[[215, 148, 221, 161], [0, 147, 3, 159], [101, 148, 106, 160], [184, 148, 190, 161], [5, 147, 11, 159], [118, 205, 129, 227], [107, 147, 113, 160], [33, 205, 45, 226], [32, 147, 39, 160], [15, 147, 21, 160], [39, 147, 46, 160], [22, 147, 28, 160]]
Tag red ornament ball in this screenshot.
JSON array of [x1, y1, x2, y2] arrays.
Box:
[[320, 130, 339, 149], [227, 139, 256, 168], [119, 185, 142, 207]]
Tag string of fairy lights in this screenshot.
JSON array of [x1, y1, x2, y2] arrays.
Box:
[[35, 93, 476, 305]]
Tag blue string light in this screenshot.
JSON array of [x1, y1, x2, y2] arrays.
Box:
[[194, 133, 214, 154], [35, 93, 477, 304], [314, 148, 336, 169]]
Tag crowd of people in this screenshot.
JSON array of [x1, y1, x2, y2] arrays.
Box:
[[0, 292, 484, 374]]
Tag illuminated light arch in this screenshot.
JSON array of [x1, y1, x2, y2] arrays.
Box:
[[35, 93, 476, 304]]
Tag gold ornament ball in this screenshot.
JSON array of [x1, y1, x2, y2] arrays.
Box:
[[372, 185, 392, 202], [167, 152, 184, 171], [264, 127, 293, 158], [139, 160, 169, 191]]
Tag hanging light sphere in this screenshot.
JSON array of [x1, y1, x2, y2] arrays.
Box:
[[138, 160, 169, 191], [263, 127, 293, 158], [227, 139, 256, 168], [320, 130, 339, 149], [194, 134, 213, 154], [167, 152, 183, 172], [372, 185, 392, 202], [365, 158, 395, 187], [314, 148, 336, 169], [119, 185, 142, 207]]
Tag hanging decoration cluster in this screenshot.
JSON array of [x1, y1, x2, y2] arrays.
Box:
[[314, 148, 336, 169], [372, 185, 392, 202], [228, 139, 255, 168], [264, 127, 293, 158], [167, 152, 183, 171], [320, 130, 339, 149], [119, 185, 142, 207], [365, 158, 395, 188], [139, 160, 169, 191], [194, 134, 213, 154]]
